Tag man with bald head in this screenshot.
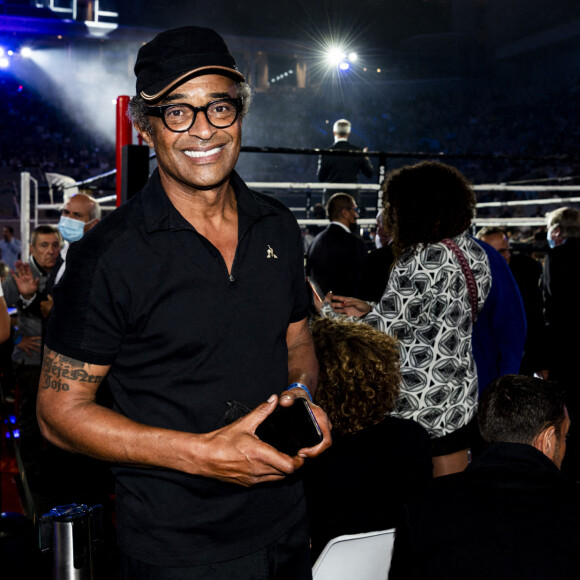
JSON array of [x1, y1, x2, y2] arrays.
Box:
[[52, 192, 101, 288], [59, 192, 101, 241]]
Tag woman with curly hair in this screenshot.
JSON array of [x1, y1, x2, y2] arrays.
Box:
[[303, 317, 432, 561], [318, 161, 492, 477]]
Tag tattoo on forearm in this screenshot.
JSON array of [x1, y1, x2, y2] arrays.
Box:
[[42, 350, 103, 393]]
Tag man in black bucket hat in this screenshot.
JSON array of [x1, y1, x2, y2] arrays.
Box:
[[38, 26, 331, 579]]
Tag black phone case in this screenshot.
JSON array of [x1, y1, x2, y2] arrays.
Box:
[[223, 398, 323, 456]]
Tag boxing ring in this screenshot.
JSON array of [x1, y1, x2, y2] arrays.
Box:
[[18, 164, 580, 262], [14, 93, 580, 257]]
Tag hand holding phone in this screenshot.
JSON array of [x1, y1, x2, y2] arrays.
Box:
[[223, 397, 323, 456], [256, 397, 323, 455]]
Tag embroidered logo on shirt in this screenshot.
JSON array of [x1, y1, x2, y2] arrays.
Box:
[[266, 245, 278, 259]]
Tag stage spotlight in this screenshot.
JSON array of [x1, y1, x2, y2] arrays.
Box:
[[348, 52, 358, 62], [327, 47, 346, 66], [0, 47, 4, 57], [339, 62, 350, 71], [0, 57, 9, 69], [21, 47, 33, 58]]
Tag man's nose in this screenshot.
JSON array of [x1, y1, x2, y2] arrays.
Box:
[[187, 111, 217, 138]]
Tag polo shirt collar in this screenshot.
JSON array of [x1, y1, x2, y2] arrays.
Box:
[[141, 169, 278, 235]]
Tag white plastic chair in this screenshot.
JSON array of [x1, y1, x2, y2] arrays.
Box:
[[312, 528, 396, 580]]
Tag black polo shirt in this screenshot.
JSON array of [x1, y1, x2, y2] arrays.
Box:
[[45, 169, 309, 566]]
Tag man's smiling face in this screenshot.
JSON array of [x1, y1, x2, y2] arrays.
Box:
[[141, 74, 242, 194]]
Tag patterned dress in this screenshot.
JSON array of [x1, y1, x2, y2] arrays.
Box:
[[322, 231, 491, 438]]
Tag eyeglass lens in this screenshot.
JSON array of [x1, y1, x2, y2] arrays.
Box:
[[163, 100, 239, 131]]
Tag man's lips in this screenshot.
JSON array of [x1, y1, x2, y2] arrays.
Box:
[[183, 146, 223, 159]]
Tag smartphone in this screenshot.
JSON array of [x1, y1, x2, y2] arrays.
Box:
[[256, 397, 323, 456], [306, 276, 324, 302]]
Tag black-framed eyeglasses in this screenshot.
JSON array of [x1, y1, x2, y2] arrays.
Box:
[[145, 98, 243, 132]]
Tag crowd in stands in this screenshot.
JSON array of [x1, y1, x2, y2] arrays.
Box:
[[1, 72, 579, 223], [1, 48, 580, 576], [241, 76, 580, 205], [0, 77, 115, 214]]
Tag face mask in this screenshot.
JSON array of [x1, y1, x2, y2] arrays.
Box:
[[58, 216, 85, 243], [547, 226, 557, 249]]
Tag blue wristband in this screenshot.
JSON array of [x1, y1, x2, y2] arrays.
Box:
[[288, 382, 313, 402]]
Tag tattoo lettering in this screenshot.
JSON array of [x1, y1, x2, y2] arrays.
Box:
[[41, 350, 104, 393]]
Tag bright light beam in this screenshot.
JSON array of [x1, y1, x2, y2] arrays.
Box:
[[327, 47, 346, 66]]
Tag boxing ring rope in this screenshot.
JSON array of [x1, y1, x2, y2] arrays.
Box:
[[19, 169, 580, 246], [17, 126, 580, 257]]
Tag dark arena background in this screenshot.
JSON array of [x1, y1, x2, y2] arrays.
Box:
[[1, 0, 580, 576]]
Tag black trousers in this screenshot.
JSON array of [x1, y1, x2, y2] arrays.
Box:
[[119, 515, 312, 580]]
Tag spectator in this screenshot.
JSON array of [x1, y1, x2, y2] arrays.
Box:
[[389, 374, 579, 580], [37, 26, 331, 579], [470, 235, 526, 395], [317, 118, 374, 206], [357, 215, 395, 303], [1, 225, 62, 468], [543, 206, 580, 483], [306, 193, 368, 297], [476, 226, 544, 379], [319, 161, 491, 477], [0, 226, 22, 271], [374, 208, 391, 249], [304, 317, 432, 561], [48, 191, 102, 299]]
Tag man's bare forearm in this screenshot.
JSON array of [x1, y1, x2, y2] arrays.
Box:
[[286, 318, 319, 396], [37, 348, 303, 485], [37, 347, 201, 471]]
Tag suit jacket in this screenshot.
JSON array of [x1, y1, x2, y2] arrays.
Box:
[[389, 443, 580, 580], [306, 223, 368, 296], [542, 238, 580, 482], [317, 140, 374, 205], [356, 243, 395, 302], [543, 238, 580, 382], [509, 252, 547, 374]]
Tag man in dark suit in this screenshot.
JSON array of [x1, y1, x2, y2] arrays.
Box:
[[389, 374, 579, 580], [306, 193, 368, 297], [543, 206, 580, 483], [317, 119, 374, 206]]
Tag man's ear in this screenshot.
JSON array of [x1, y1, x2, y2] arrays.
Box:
[[136, 125, 154, 149], [533, 425, 557, 461], [85, 219, 100, 233]]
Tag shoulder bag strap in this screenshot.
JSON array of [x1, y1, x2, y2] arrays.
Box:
[[441, 238, 478, 323]]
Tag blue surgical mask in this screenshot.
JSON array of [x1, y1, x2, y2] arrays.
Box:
[[547, 227, 557, 249], [58, 216, 85, 243]]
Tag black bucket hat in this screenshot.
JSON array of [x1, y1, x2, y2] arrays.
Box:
[[135, 26, 245, 102]]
